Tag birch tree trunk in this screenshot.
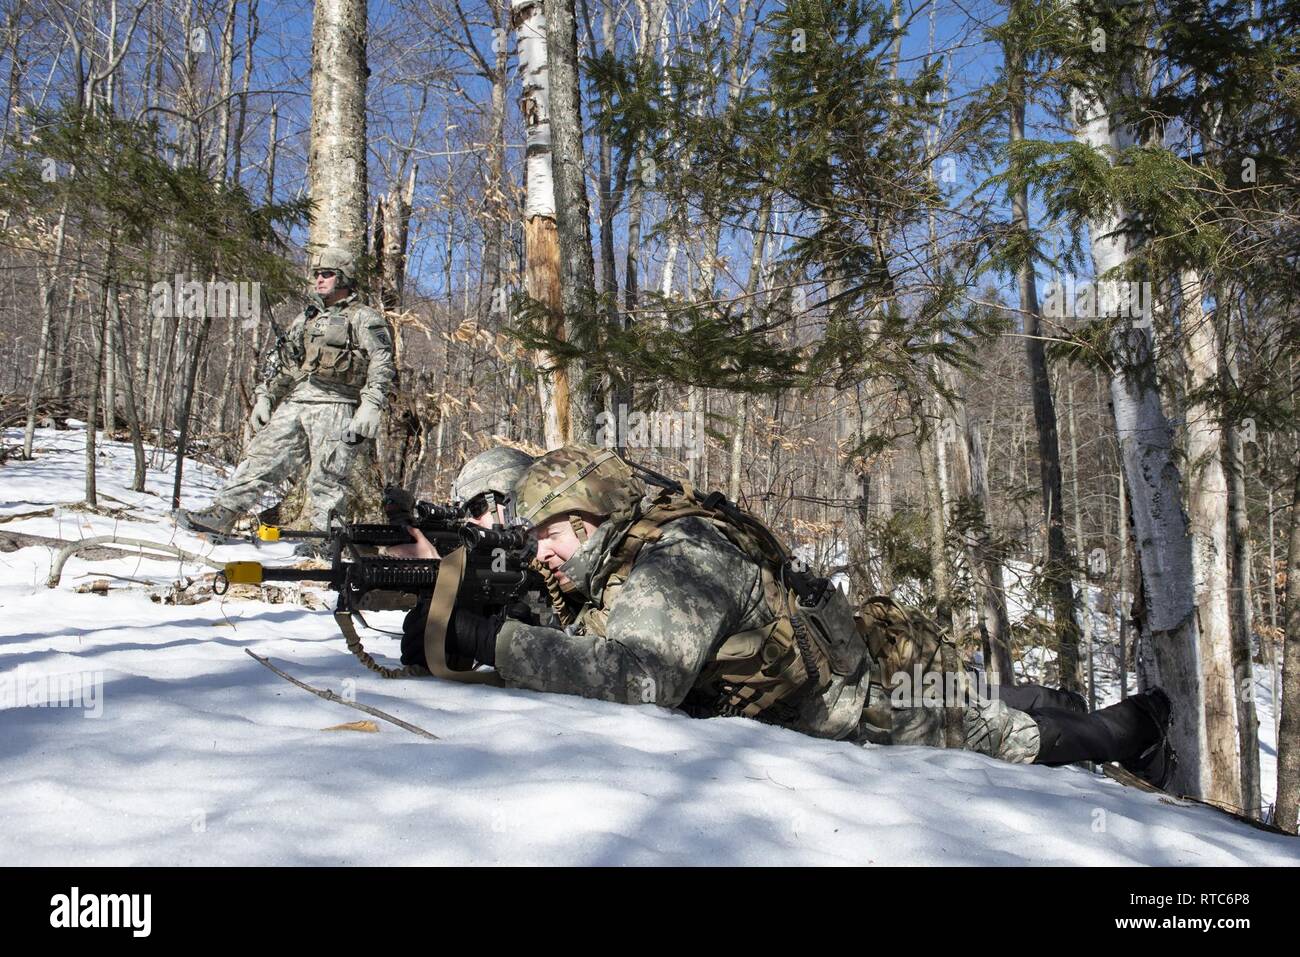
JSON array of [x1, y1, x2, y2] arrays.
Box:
[[307, 0, 369, 259], [1179, 270, 1241, 807], [1073, 80, 1205, 797], [967, 411, 1015, 683], [374, 164, 418, 484], [729, 197, 772, 501], [85, 274, 109, 508], [483, 0, 511, 309], [912, 390, 953, 637], [215, 0, 237, 183], [1277, 448, 1300, 833], [229, 0, 261, 187], [1222, 340, 1261, 817], [171, 299, 213, 510], [1118, 457, 1130, 698], [22, 205, 67, 459], [110, 283, 147, 491], [216, 0, 239, 433], [372, 165, 416, 312], [103, 311, 116, 433], [513, 0, 568, 449], [544, 0, 596, 443]]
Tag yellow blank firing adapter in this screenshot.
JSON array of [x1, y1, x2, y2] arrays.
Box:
[[224, 562, 266, 585], [257, 525, 281, 542]]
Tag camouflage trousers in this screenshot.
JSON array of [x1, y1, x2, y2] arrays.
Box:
[[855, 674, 1042, 763], [853, 597, 1041, 762], [211, 399, 367, 531]]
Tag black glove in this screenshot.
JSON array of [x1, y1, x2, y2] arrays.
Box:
[[448, 608, 503, 667], [400, 596, 430, 666], [383, 485, 416, 525], [502, 600, 538, 627], [400, 602, 505, 670]]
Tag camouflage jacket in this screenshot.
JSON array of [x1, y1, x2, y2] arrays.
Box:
[[495, 501, 870, 739], [256, 291, 397, 409]]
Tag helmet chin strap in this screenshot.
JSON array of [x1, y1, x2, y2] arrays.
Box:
[[568, 514, 589, 543]]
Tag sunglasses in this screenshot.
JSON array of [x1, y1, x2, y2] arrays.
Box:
[[313, 270, 337, 279]]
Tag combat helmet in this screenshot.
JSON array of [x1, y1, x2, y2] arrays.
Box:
[[514, 444, 645, 529], [453, 446, 536, 506], [310, 246, 357, 288]]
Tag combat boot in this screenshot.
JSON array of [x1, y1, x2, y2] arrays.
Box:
[[1000, 682, 1088, 715], [1119, 688, 1176, 790], [1031, 687, 1172, 775], [175, 503, 240, 536]]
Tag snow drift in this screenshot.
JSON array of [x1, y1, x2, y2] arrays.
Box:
[[1, 428, 1296, 865]]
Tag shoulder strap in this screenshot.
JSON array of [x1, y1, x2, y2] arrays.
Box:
[[606, 492, 717, 574], [422, 546, 504, 685]]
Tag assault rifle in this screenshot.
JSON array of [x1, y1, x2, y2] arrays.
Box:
[[217, 489, 541, 678]]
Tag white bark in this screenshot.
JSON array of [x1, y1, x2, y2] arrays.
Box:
[[1072, 82, 1206, 797], [23, 205, 67, 458], [1180, 270, 1241, 806], [514, 0, 566, 449], [307, 0, 369, 258], [513, 0, 554, 220]]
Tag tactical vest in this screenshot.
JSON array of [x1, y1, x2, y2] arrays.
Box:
[[577, 489, 869, 722], [299, 302, 369, 390]]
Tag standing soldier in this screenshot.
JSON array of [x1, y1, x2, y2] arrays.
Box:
[[176, 247, 397, 546]]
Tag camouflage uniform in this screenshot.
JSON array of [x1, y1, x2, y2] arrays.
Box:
[[497, 507, 868, 737], [208, 287, 396, 530], [851, 597, 1044, 761], [496, 446, 1038, 758], [496, 500, 1044, 758]]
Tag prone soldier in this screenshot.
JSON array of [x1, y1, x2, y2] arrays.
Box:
[[430, 444, 1175, 786]]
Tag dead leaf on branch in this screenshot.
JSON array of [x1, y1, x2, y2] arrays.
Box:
[[322, 720, 379, 733]]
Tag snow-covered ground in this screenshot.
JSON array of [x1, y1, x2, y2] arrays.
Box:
[[1, 427, 1296, 865]]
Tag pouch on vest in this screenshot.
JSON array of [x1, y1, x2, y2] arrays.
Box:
[[305, 313, 357, 381], [693, 615, 812, 718], [796, 578, 866, 679], [588, 490, 866, 721]]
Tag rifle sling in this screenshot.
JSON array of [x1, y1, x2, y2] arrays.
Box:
[[423, 545, 504, 686], [334, 609, 427, 679]]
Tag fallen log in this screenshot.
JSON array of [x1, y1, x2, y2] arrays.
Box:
[[0, 528, 135, 561]]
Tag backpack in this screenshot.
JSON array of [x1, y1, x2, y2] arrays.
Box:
[[581, 486, 870, 721]]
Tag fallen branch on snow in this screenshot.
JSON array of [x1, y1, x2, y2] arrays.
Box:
[[244, 649, 439, 741]]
